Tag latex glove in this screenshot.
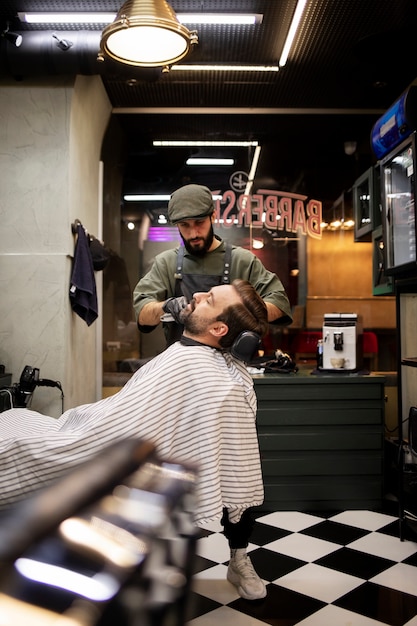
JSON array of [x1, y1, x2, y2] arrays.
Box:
[[162, 296, 188, 323]]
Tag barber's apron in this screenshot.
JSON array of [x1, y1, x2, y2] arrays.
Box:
[[163, 242, 232, 346]]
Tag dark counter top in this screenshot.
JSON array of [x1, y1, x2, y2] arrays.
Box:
[[250, 368, 386, 384]]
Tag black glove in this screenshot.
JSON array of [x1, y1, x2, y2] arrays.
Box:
[[162, 296, 188, 323]]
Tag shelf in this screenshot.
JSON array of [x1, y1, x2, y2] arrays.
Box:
[[401, 358, 417, 368]]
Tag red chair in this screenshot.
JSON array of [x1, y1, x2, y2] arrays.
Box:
[[294, 331, 322, 362], [363, 331, 379, 371]]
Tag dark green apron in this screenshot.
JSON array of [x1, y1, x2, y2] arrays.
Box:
[[164, 242, 232, 346]]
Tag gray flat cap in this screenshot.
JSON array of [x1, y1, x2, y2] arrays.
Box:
[[168, 184, 215, 224]]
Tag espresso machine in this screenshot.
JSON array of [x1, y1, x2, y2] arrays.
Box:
[[322, 313, 362, 371]]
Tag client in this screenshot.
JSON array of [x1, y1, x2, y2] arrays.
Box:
[[0, 279, 269, 600]]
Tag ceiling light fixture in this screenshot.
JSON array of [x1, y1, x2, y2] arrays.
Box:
[[153, 140, 259, 147], [344, 140, 357, 156], [18, 12, 262, 26], [125, 194, 171, 201], [179, 13, 262, 25], [241, 145, 262, 212], [98, 0, 198, 68], [279, 0, 308, 67], [245, 145, 262, 197], [18, 12, 117, 24], [186, 157, 234, 166], [171, 64, 278, 72], [124, 193, 222, 201]]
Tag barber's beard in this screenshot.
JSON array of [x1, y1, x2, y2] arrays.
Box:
[[181, 224, 215, 257]]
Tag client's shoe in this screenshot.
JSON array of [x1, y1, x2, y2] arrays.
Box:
[[227, 548, 267, 600]]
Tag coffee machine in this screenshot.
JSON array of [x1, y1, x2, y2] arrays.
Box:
[[322, 313, 362, 371]]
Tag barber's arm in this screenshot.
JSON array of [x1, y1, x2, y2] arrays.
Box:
[[245, 257, 293, 325], [133, 251, 186, 330], [264, 301, 286, 323], [230, 248, 292, 325], [138, 300, 166, 326], [139, 296, 188, 326]]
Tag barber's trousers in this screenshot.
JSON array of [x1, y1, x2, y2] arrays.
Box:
[[221, 507, 255, 549]]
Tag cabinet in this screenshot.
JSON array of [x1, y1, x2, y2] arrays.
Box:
[[253, 371, 386, 512], [395, 278, 417, 538]]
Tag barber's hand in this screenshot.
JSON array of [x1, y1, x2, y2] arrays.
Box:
[[162, 296, 188, 323]]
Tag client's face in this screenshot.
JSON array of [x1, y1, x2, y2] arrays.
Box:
[[181, 284, 241, 336]]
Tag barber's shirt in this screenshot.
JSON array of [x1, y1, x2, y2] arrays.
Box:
[[0, 342, 264, 525]]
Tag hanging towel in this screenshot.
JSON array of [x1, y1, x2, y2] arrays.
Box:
[[69, 224, 98, 326]]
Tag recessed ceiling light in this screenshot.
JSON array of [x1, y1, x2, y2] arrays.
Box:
[[279, 0, 308, 67], [153, 140, 259, 147], [18, 12, 262, 26], [178, 14, 263, 25], [124, 193, 223, 202], [171, 64, 278, 72], [125, 194, 171, 201], [18, 12, 116, 24], [186, 157, 234, 165]]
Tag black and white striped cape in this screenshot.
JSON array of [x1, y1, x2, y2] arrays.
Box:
[[0, 342, 264, 526]]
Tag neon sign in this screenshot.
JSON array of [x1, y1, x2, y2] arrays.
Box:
[[212, 188, 323, 239]]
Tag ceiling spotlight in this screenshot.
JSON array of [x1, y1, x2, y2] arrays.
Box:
[[52, 33, 73, 51], [1, 23, 23, 47], [252, 239, 264, 250], [99, 0, 198, 68], [344, 141, 357, 156]]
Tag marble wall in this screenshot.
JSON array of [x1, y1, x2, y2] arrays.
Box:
[[0, 75, 111, 416]]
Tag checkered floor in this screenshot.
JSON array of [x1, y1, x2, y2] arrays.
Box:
[[184, 508, 417, 626]]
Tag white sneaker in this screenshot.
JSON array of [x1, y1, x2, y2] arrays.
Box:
[[227, 549, 267, 600]]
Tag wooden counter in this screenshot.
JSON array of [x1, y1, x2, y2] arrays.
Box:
[[252, 370, 386, 512]]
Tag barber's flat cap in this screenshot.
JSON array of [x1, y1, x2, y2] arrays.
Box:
[[168, 184, 215, 224]]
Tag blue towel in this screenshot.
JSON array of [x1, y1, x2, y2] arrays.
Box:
[[69, 224, 98, 326]]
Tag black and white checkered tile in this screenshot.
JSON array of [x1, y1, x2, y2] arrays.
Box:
[[185, 510, 417, 626]]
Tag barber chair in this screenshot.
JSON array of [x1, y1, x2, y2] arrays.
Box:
[[0, 439, 198, 626]]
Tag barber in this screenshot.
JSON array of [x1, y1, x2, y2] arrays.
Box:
[[133, 183, 293, 346]]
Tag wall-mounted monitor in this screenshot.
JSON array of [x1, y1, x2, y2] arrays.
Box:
[[353, 165, 381, 242], [380, 132, 417, 276]]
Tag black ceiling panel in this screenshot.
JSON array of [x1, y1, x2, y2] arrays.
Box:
[[1, 0, 416, 217]]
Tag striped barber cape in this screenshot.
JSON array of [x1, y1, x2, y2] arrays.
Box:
[[0, 342, 264, 526]]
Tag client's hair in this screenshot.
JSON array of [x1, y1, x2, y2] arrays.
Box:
[[216, 279, 269, 350]]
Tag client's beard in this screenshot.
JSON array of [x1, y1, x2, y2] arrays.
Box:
[[181, 299, 216, 336], [179, 297, 195, 326]]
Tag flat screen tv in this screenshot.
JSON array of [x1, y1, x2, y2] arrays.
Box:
[[353, 165, 381, 242], [380, 132, 417, 276]]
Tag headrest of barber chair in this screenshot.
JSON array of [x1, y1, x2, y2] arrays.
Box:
[[230, 331, 262, 362]]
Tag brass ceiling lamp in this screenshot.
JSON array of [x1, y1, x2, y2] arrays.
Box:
[[99, 0, 198, 68]]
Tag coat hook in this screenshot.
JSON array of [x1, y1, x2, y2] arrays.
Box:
[[71, 219, 82, 235]]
